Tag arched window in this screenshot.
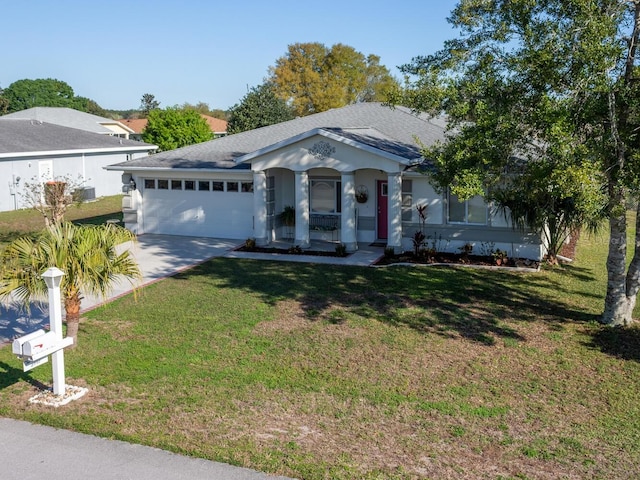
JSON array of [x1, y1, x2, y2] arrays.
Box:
[[310, 179, 341, 213]]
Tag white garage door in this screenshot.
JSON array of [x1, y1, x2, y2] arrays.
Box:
[[143, 187, 254, 238]]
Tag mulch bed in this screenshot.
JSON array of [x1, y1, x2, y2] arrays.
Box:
[[236, 245, 540, 269], [374, 252, 540, 269]]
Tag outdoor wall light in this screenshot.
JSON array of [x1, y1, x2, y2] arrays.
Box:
[[129, 179, 137, 190]]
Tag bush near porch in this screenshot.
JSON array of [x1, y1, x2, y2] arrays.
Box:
[[1, 213, 640, 478]]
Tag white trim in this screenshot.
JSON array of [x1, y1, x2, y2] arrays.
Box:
[[105, 166, 249, 173], [100, 121, 136, 134], [0, 145, 157, 160]]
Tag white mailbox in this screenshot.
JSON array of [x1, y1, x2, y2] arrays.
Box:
[[12, 329, 46, 357], [18, 331, 74, 361]]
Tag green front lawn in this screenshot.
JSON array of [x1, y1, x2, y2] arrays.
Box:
[[1, 217, 640, 478], [0, 195, 122, 249]]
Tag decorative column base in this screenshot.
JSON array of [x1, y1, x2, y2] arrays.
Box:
[[343, 241, 358, 253], [255, 236, 269, 247], [388, 244, 402, 255]]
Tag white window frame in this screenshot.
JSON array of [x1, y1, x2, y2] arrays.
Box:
[[447, 190, 488, 225], [310, 178, 342, 214], [402, 180, 413, 222]]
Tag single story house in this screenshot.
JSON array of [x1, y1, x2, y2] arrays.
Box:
[[107, 103, 544, 259], [0, 119, 156, 212], [2, 107, 136, 139]]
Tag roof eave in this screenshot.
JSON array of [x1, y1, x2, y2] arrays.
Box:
[[101, 121, 136, 134], [0, 144, 158, 159], [105, 165, 248, 173]]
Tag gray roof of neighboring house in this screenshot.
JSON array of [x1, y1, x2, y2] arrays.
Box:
[[108, 103, 448, 171], [0, 119, 156, 156], [1, 107, 133, 135]]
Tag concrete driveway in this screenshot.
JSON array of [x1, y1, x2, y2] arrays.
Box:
[[0, 235, 240, 345]]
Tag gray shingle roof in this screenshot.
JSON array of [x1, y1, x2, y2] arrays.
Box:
[[322, 127, 422, 159], [0, 119, 156, 155], [109, 103, 447, 171], [1, 107, 131, 135]]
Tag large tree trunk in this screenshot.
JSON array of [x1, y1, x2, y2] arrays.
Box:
[[601, 200, 631, 325], [601, 199, 640, 326], [64, 293, 82, 348]]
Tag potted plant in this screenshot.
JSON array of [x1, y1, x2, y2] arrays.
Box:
[[492, 249, 508, 266], [278, 205, 296, 227]]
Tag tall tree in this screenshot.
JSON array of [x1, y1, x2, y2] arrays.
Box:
[[0, 222, 141, 344], [181, 102, 228, 120], [360, 54, 401, 103], [140, 93, 160, 116], [208, 108, 229, 121], [73, 96, 109, 117], [0, 86, 9, 114], [142, 107, 213, 151], [1, 78, 105, 114], [269, 42, 398, 116], [227, 83, 294, 134], [396, 0, 640, 325]]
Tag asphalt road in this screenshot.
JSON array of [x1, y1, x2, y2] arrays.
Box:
[[1, 418, 294, 480]]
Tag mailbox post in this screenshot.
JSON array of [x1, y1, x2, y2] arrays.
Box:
[[11, 267, 84, 406], [42, 267, 66, 396]]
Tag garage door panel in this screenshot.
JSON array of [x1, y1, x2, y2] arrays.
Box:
[[144, 190, 253, 238]]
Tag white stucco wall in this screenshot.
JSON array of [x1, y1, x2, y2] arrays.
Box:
[[250, 136, 404, 174], [0, 151, 136, 213]]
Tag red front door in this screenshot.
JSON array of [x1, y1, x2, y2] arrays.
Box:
[[377, 180, 388, 239]]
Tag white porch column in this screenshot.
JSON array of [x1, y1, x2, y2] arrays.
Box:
[[387, 172, 403, 253], [252, 170, 269, 246], [294, 171, 310, 248], [341, 171, 358, 252]]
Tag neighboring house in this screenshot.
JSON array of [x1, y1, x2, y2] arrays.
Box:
[[200, 114, 228, 138], [107, 103, 544, 260], [117, 118, 148, 141], [1, 107, 135, 139], [119, 115, 228, 141], [0, 119, 157, 212]]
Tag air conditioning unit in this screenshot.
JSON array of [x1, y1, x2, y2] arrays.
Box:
[[75, 187, 96, 201]]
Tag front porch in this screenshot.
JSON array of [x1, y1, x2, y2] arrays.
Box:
[[251, 168, 404, 254]]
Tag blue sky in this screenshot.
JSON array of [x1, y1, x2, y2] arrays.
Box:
[[3, 1, 459, 111]]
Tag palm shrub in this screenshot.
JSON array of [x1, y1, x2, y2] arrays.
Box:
[[0, 222, 141, 344]]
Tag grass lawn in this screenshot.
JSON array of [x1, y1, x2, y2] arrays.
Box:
[[0, 195, 123, 249], [1, 208, 640, 478]]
